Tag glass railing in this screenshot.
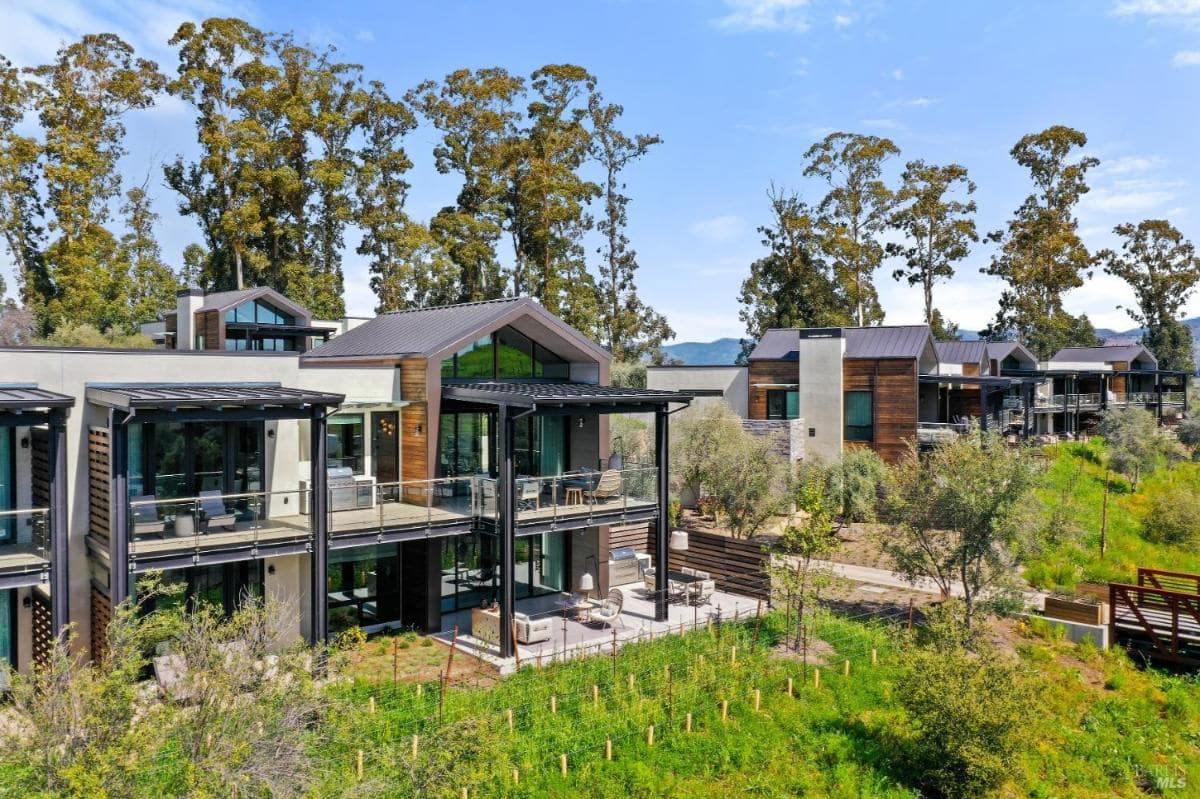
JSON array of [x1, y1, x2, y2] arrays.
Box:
[[128, 489, 311, 554], [331, 476, 476, 536], [513, 466, 659, 524], [0, 507, 51, 574]]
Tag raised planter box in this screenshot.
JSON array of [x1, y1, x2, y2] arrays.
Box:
[[1045, 595, 1106, 625]]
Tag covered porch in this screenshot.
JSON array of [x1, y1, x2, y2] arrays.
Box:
[[917, 374, 1032, 443], [439, 381, 691, 657]]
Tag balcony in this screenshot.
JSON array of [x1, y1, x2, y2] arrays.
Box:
[[1033, 393, 1102, 410], [917, 422, 967, 445], [0, 508, 50, 586], [125, 466, 664, 562]]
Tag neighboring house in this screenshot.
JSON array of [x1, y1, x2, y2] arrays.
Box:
[[747, 326, 939, 463], [645, 365, 748, 417], [0, 294, 689, 673], [153, 287, 333, 352]]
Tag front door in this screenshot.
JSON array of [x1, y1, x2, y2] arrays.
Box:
[[372, 411, 399, 501]]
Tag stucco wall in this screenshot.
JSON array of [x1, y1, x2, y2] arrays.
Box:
[[646, 366, 749, 417], [0, 348, 398, 654], [796, 336, 844, 461]]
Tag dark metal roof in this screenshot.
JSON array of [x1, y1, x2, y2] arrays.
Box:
[[1050, 343, 1157, 367], [197, 286, 310, 320], [747, 329, 799, 361], [302, 297, 610, 363], [986, 341, 1038, 365], [934, 340, 987, 365], [441, 381, 692, 410], [86, 383, 344, 411], [0, 386, 75, 410], [748, 325, 935, 361], [844, 326, 932, 359]]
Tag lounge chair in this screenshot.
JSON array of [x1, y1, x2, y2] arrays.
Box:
[[516, 477, 540, 512], [591, 588, 625, 630], [131, 495, 165, 538], [198, 490, 237, 532], [584, 469, 622, 503], [513, 611, 553, 644]]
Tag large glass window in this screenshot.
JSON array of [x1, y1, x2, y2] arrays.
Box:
[[440, 326, 570, 380], [440, 533, 497, 612], [328, 544, 402, 635], [0, 589, 12, 667], [225, 299, 295, 326], [0, 428, 14, 542], [146, 562, 263, 618], [844, 391, 874, 442], [439, 413, 493, 477], [766, 389, 799, 420], [128, 421, 265, 502], [515, 531, 566, 599], [327, 414, 365, 474]]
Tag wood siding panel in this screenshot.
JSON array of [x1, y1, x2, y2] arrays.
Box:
[[399, 358, 430, 489], [843, 358, 918, 464], [31, 589, 52, 666], [748, 360, 798, 420], [88, 427, 110, 544], [90, 584, 111, 661], [30, 427, 49, 510], [609, 521, 652, 552]]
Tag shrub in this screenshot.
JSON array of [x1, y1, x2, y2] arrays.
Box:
[[838, 447, 886, 522], [1141, 480, 1200, 546], [1176, 415, 1200, 452], [896, 642, 1034, 798]]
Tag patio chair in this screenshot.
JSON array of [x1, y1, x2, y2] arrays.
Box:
[[591, 588, 625, 630], [642, 567, 658, 597], [130, 495, 165, 538], [198, 490, 237, 532], [584, 469, 622, 504], [689, 577, 716, 606], [516, 477, 540, 512]]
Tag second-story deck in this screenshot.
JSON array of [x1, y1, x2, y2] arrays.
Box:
[[115, 466, 661, 571]]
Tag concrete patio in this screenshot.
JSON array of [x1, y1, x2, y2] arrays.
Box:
[[435, 582, 760, 674]]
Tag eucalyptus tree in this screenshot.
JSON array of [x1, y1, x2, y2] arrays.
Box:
[[407, 67, 524, 302], [738, 185, 846, 359], [119, 185, 180, 324], [0, 56, 44, 308], [888, 160, 978, 330], [587, 92, 671, 361], [981, 126, 1099, 358], [1097, 219, 1200, 372], [803, 131, 900, 327], [28, 34, 165, 330]]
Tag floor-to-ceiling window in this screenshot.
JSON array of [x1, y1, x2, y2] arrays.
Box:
[[127, 421, 264, 509], [328, 544, 402, 635], [0, 428, 14, 543], [144, 562, 264, 618], [327, 414, 364, 474], [440, 533, 497, 612], [0, 589, 13, 667], [514, 532, 566, 600], [438, 412, 565, 479]]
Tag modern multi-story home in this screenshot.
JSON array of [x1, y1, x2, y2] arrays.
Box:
[[649, 326, 1191, 463], [0, 291, 687, 673]]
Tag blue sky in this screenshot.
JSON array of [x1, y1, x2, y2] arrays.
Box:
[[4, 0, 1200, 342]]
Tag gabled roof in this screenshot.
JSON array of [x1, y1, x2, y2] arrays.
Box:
[[986, 341, 1038, 366], [197, 287, 311, 321], [441, 381, 693, 410], [1049, 341, 1157, 367], [934, 340, 987, 366], [302, 297, 610, 364]]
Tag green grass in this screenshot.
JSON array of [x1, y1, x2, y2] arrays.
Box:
[[1023, 441, 1200, 591], [305, 613, 1199, 799]]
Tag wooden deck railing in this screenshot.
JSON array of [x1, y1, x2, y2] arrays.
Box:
[[1109, 578, 1200, 668]]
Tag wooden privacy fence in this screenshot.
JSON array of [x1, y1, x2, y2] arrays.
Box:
[[647, 527, 772, 602], [1109, 576, 1200, 669]]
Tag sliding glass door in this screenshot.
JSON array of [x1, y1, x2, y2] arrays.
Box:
[[515, 532, 566, 599], [440, 533, 497, 613], [128, 421, 264, 503], [328, 544, 402, 635]]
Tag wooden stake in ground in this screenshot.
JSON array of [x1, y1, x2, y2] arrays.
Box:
[[356, 750, 363, 781], [411, 735, 418, 759], [593, 683, 600, 707], [392, 638, 399, 684], [871, 648, 878, 666], [754, 688, 761, 711], [843, 659, 850, 677], [721, 699, 729, 721], [814, 668, 821, 689], [606, 738, 613, 760], [786, 677, 793, 697], [908, 598, 915, 631], [444, 625, 459, 682], [647, 725, 654, 746], [512, 768, 519, 785], [730, 645, 737, 665], [628, 673, 636, 692], [511, 620, 521, 668], [685, 712, 693, 733], [505, 708, 514, 731], [550, 695, 557, 714], [560, 754, 568, 775]]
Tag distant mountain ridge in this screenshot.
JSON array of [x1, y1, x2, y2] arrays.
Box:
[[662, 319, 1200, 368]]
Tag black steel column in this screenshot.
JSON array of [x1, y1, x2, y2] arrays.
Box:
[[1185, 374, 1190, 415], [654, 408, 669, 621], [309, 408, 329, 645], [498, 404, 516, 658], [978, 385, 988, 432], [48, 408, 70, 639], [1156, 373, 1164, 421], [1100, 374, 1108, 411], [109, 414, 129, 607]]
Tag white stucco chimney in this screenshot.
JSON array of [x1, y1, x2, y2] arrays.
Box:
[[175, 288, 204, 350], [796, 330, 846, 461]]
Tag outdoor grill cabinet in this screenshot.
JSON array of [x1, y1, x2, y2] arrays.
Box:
[[608, 546, 642, 587], [299, 468, 375, 513]]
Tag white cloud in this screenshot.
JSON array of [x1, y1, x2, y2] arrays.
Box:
[[832, 13, 854, 28], [714, 0, 812, 33], [1080, 178, 1185, 215], [860, 117, 905, 130], [1112, 0, 1200, 16], [887, 68, 904, 80], [354, 29, 375, 43], [1096, 154, 1166, 174], [1172, 49, 1200, 66], [688, 215, 747, 243]]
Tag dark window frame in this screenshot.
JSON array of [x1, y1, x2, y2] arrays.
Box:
[[765, 389, 799, 420], [844, 390, 875, 442]]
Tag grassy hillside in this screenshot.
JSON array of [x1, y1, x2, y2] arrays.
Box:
[[1024, 441, 1200, 591]]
